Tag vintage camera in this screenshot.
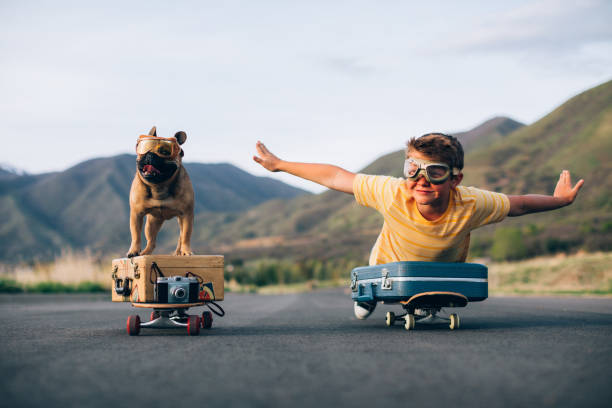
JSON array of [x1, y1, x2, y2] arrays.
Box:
[[155, 276, 199, 303]]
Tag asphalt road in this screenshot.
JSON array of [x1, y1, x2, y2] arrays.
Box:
[[1, 289, 611, 408]]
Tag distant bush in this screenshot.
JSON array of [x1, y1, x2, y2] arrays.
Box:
[[490, 227, 527, 261], [74, 281, 106, 293], [0, 278, 24, 293], [27, 282, 75, 293], [4, 281, 108, 293], [226, 257, 359, 287]]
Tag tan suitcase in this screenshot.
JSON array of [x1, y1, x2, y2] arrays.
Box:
[[111, 255, 224, 303]]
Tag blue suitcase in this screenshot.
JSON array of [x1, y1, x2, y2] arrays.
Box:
[[350, 261, 488, 303], [350, 262, 488, 330]]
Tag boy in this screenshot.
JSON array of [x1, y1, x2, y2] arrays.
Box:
[[253, 133, 584, 319]]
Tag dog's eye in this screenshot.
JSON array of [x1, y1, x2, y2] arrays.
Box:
[[158, 147, 171, 156]]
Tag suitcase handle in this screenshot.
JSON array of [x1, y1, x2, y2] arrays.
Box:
[[114, 277, 132, 296], [356, 282, 375, 302]]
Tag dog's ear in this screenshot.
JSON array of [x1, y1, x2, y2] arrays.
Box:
[[174, 131, 187, 145], [148, 126, 157, 136]]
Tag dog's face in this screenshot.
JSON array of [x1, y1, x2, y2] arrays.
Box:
[[136, 127, 186, 184]]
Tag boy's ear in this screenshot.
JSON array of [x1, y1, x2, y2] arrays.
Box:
[[451, 173, 463, 188]]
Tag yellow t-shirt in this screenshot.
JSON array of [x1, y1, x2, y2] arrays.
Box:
[[353, 174, 510, 265]]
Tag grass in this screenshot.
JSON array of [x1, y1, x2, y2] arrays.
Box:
[[0, 249, 109, 294], [487, 251, 612, 296]]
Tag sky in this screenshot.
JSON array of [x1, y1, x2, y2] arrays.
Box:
[[1, 0, 611, 192]]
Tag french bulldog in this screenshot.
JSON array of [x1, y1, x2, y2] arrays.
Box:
[[126, 126, 194, 257]]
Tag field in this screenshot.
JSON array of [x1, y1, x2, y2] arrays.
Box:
[[0, 250, 610, 296]]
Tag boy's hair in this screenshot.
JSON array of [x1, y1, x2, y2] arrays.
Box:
[[406, 133, 464, 170]]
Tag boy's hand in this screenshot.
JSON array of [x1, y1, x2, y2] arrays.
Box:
[[553, 170, 584, 206], [253, 141, 282, 172], [508, 170, 584, 216]]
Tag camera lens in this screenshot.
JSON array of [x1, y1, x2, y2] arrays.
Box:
[[172, 287, 186, 299]]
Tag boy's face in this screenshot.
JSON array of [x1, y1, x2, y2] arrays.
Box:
[[406, 150, 462, 206]]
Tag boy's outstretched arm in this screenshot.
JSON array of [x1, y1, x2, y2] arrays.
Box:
[[253, 141, 355, 194], [508, 170, 584, 216]]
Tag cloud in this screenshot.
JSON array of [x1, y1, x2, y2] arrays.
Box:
[[445, 0, 612, 54], [323, 56, 378, 77]]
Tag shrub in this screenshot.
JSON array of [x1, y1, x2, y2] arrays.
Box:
[[490, 227, 527, 261], [28, 282, 75, 293], [75, 281, 106, 293], [0, 278, 23, 293]]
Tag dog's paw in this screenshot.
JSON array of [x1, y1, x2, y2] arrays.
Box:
[[126, 250, 140, 258], [175, 249, 193, 256]]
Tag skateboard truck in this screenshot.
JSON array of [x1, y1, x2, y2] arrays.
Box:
[[126, 301, 222, 336], [384, 292, 467, 331]]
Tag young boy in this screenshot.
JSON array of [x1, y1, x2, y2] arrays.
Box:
[[253, 133, 584, 319]]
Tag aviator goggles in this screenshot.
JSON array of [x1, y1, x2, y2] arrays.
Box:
[[403, 157, 460, 185], [135, 135, 180, 159]]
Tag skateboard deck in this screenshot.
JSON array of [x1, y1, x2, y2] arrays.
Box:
[[131, 302, 205, 309], [401, 291, 468, 309]]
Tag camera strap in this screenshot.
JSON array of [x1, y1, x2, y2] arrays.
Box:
[[150, 262, 165, 283], [206, 301, 225, 317], [185, 271, 203, 283]]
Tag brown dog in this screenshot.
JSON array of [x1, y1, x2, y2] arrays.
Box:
[[126, 126, 194, 257]]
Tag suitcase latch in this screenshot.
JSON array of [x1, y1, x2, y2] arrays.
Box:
[[114, 277, 132, 296], [381, 269, 392, 290], [350, 272, 357, 292]]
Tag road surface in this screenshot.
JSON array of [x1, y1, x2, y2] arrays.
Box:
[[1, 289, 611, 407]]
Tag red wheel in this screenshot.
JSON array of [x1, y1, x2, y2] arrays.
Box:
[[150, 311, 160, 321], [201, 311, 213, 329], [127, 315, 141, 336], [187, 316, 200, 336]]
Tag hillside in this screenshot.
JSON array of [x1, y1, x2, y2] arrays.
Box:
[[454, 116, 524, 151], [462, 79, 612, 256], [0, 156, 308, 261]]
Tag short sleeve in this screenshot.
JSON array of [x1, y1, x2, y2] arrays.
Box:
[[353, 174, 403, 213], [464, 186, 510, 229]]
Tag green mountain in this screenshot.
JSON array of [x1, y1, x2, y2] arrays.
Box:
[[462, 80, 612, 256], [454, 116, 524, 151], [0, 156, 308, 262]]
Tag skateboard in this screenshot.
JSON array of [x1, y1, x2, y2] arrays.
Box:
[[384, 291, 468, 331], [126, 301, 224, 336]]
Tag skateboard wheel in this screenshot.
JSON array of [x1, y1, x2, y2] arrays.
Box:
[[385, 312, 395, 327], [150, 311, 160, 321], [187, 316, 200, 336], [404, 314, 415, 331], [127, 315, 141, 336], [449, 313, 460, 330], [201, 311, 213, 329]]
